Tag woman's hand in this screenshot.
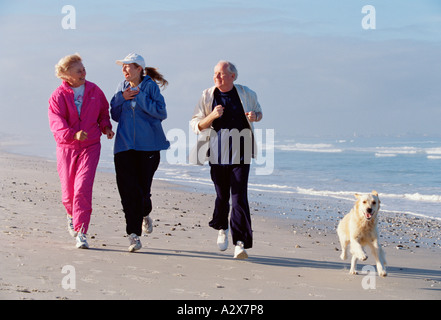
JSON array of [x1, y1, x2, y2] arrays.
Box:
[[122, 87, 139, 100], [74, 130, 88, 141], [104, 127, 115, 139]]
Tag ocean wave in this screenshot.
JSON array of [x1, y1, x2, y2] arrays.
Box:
[[249, 184, 441, 205], [380, 209, 441, 222], [375, 153, 397, 157], [0, 139, 30, 148], [157, 168, 441, 205], [380, 192, 441, 203], [426, 147, 441, 155], [276, 143, 343, 153], [156, 177, 213, 187], [296, 187, 441, 203], [152, 168, 441, 220], [275, 140, 441, 157], [374, 146, 419, 154], [295, 187, 356, 201]]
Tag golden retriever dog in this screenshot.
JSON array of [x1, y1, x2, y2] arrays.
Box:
[[337, 190, 387, 277]]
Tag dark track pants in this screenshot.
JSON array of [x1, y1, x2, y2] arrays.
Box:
[[114, 150, 160, 236], [209, 164, 252, 249]]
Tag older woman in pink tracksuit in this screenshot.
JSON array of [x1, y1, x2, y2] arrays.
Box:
[[48, 54, 114, 249]]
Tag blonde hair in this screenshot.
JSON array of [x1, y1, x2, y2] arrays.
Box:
[[55, 53, 82, 79]]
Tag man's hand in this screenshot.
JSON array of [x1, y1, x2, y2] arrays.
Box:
[[245, 111, 262, 122], [197, 105, 224, 131], [211, 105, 224, 119]]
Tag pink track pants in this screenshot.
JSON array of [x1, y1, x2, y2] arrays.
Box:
[[56, 143, 101, 234]]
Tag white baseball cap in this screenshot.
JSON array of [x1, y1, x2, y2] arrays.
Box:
[[116, 53, 145, 69]]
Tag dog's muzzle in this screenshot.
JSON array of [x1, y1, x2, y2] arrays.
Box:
[[365, 208, 373, 220]]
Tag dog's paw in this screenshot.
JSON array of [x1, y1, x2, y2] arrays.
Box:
[[357, 254, 368, 261], [379, 270, 387, 277], [349, 269, 358, 275]]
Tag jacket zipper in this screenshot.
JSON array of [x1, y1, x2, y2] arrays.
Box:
[[132, 104, 136, 146], [78, 116, 82, 148]]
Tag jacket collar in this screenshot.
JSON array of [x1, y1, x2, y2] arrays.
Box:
[[122, 75, 152, 90], [61, 80, 88, 93]]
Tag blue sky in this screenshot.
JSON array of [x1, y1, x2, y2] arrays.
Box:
[[0, 0, 440, 148]]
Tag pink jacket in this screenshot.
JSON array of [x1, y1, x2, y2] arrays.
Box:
[[48, 80, 112, 149]]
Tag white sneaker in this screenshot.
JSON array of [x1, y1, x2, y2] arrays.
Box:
[[233, 241, 248, 259], [128, 233, 142, 252], [76, 233, 89, 249], [142, 216, 153, 234], [217, 229, 229, 251], [67, 215, 77, 237]]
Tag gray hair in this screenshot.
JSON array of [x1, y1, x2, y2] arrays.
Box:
[[217, 60, 238, 81]]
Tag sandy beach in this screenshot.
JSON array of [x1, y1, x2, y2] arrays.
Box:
[[0, 150, 440, 301]]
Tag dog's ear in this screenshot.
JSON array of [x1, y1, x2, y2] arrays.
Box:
[[372, 190, 380, 204], [354, 193, 360, 199]]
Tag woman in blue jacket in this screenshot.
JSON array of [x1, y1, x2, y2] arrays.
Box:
[[111, 53, 169, 252]]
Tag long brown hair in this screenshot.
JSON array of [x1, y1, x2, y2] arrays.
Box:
[[139, 65, 168, 89]]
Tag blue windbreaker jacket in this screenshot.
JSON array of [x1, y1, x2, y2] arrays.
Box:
[[110, 76, 170, 154]]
